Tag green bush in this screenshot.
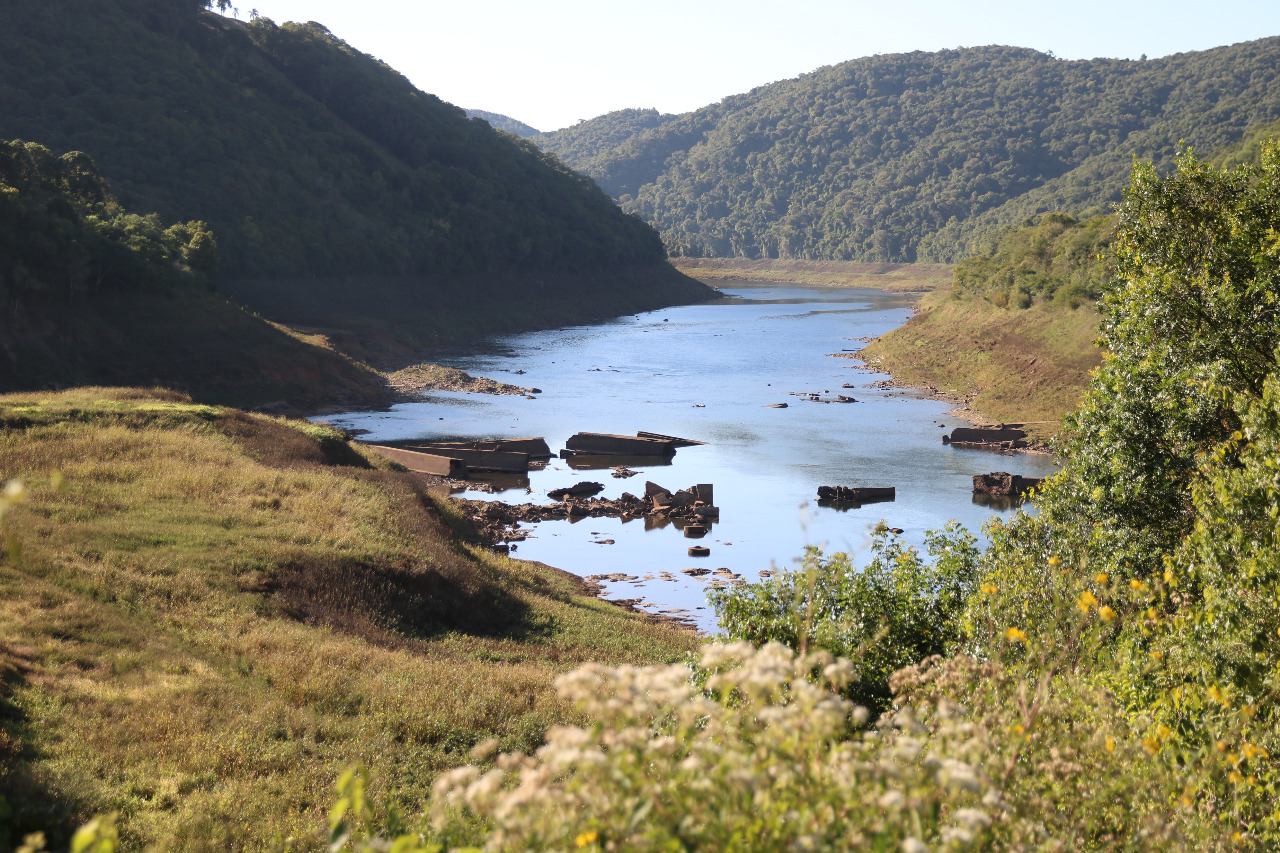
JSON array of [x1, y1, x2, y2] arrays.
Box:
[[708, 521, 979, 715]]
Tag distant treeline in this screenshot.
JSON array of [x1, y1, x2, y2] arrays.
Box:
[[0, 0, 668, 282], [947, 122, 1280, 310], [535, 40, 1280, 263]]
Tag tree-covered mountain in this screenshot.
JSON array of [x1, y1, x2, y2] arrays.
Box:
[[534, 39, 1280, 263], [0, 0, 711, 360], [465, 109, 540, 138]]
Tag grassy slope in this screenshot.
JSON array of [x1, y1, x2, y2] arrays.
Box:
[[859, 290, 1102, 433], [0, 388, 696, 850], [670, 259, 952, 292]]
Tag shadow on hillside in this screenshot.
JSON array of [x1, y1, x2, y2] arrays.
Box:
[[0, 642, 81, 851], [216, 411, 550, 645], [269, 549, 544, 647]]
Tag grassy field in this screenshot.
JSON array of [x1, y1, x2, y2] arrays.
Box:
[[858, 290, 1102, 435], [0, 388, 696, 851], [670, 258, 953, 291]]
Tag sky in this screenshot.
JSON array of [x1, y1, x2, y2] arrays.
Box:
[[233, 1, 1280, 133]]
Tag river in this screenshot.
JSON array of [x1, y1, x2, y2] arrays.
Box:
[[320, 283, 1058, 632]]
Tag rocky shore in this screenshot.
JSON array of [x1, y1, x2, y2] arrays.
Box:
[[386, 362, 538, 399], [460, 481, 720, 547]]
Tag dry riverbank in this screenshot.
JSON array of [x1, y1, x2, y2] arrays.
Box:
[[857, 289, 1102, 439], [671, 258, 952, 291]]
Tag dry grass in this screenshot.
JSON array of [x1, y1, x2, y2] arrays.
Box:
[[0, 388, 696, 850], [859, 291, 1103, 436], [670, 258, 954, 291]]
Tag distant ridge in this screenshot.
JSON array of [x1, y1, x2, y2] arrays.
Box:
[[534, 39, 1280, 262], [466, 108, 541, 138]]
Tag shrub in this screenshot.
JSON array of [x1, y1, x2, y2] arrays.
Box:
[[708, 521, 979, 714]]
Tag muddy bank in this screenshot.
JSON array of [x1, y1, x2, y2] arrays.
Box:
[[387, 363, 538, 399], [828, 350, 1052, 452]]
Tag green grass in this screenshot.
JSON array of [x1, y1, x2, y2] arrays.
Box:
[[671, 258, 953, 291], [0, 388, 696, 851], [858, 290, 1103, 435]]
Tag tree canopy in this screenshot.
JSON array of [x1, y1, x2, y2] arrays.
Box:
[[1, 139, 216, 309]]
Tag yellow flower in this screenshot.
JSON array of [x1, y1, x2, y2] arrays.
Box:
[[1005, 627, 1028, 644], [1077, 590, 1099, 612], [1242, 743, 1264, 760], [1207, 685, 1227, 705], [1105, 736, 1115, 752], [980, 582, 999, 595], [1095, 572, 1109, 585], [1216, 740, 1229, 752], [1228, 752, 1240, 767], [1151, 650, 1164, 660], [1228, 770, 1245, 785], [1099, 605, 1116, 622], [575, 831, 600, 847], [1164, 568, 1174, 584], [1143, 735, 1161, 754], [1129, 579, 1147, 591], [1243, 704, 1258, 719], [1156, 724, 1171, 740], [1048, 555, 1062, 567]]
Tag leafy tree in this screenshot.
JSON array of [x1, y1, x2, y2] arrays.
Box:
[[980, 142, 1280, 607]]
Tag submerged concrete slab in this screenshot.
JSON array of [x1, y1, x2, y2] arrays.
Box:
[[365, 445, 466, 477], [565, 432, 676, 456]]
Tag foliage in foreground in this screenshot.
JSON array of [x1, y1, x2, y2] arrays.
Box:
[[709, 522, 979, 715]]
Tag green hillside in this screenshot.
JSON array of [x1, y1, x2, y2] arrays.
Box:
[[534, 39, 1280, 263], [0, 0, 712, 362]]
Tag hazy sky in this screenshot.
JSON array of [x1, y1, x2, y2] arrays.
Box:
[[235, 1, 1280, 132]]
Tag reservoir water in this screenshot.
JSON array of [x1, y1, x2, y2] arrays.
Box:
[[322, 284, 1057, 632]]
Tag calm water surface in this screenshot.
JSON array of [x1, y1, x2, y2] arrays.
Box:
[[322, 284, 1057, 632]]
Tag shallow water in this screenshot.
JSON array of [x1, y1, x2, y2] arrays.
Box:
[[321, 283, 1057, 632]]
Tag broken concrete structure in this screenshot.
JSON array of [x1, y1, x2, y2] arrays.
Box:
[[817, 485, 896, 503], [944, 426, 1029, 449], [972, 472, 1044, 496], [564, 432, 676, 456], [366, 445, 466, 477]]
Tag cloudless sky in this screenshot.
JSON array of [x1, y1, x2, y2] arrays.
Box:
[[234, 1, 1280, 132]]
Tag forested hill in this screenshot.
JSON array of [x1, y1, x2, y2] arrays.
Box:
[[0, 0, 699, 298], [534, 39, 1280, 262], [466, 109, 541, 138]]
